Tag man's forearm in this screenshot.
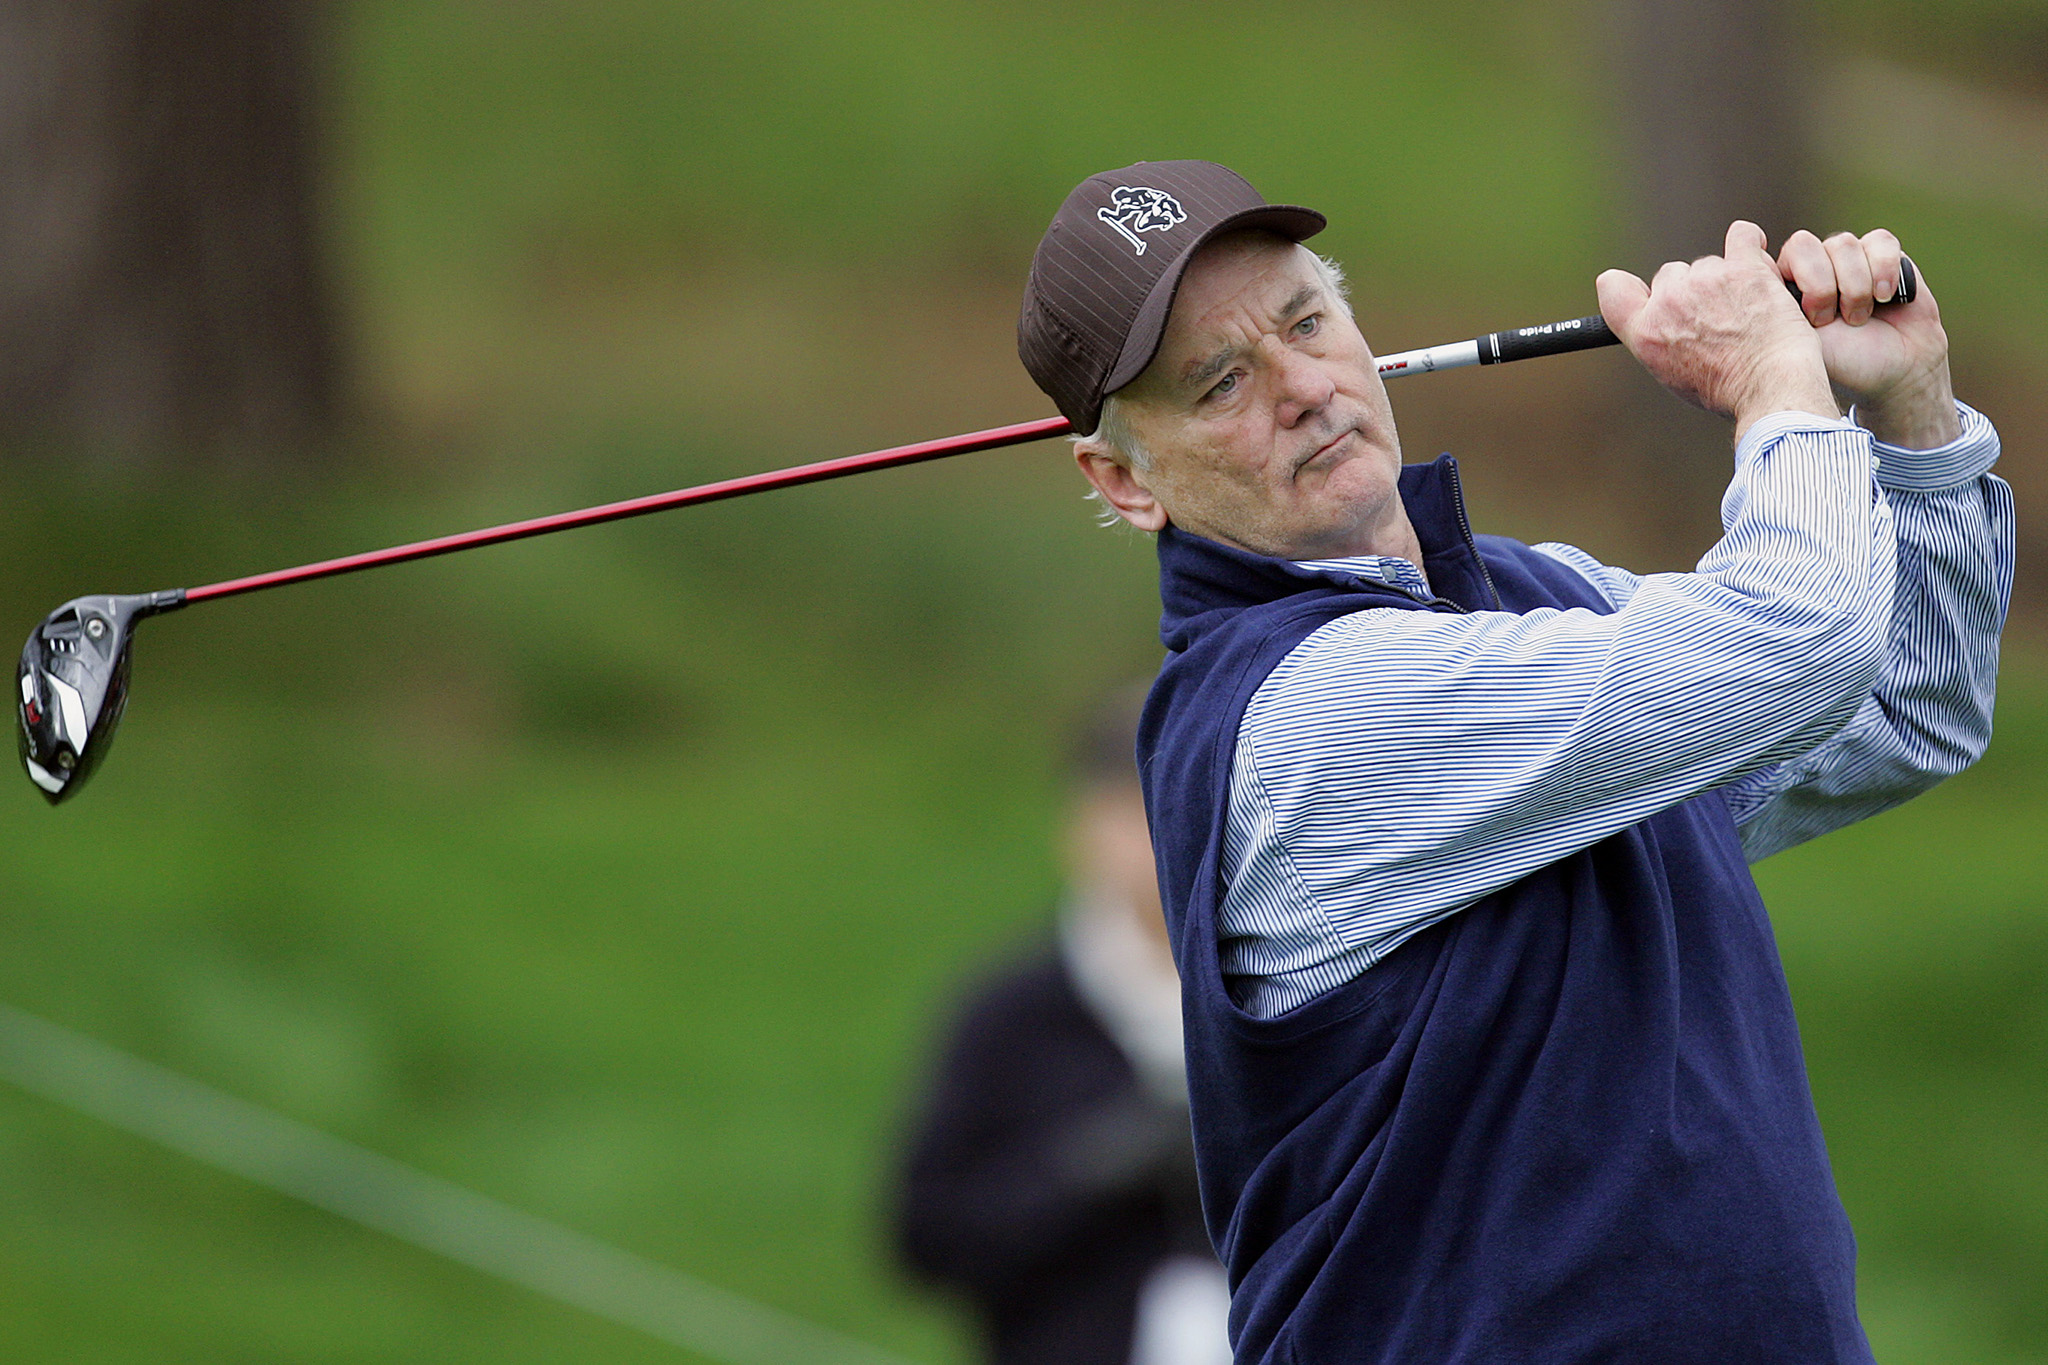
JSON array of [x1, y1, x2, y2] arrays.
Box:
[[1730, 401, 2011, 860]]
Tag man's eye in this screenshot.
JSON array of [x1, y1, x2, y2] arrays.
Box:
[[1294, 313, 1321, 337], [1207, 372, 1240, 401]]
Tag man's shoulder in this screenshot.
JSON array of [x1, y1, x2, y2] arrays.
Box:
[[1235, 536, 1627, 714], [1475, 533, 1623, 614], [1161, 585, 1402, 694]]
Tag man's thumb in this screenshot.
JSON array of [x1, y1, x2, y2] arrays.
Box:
[[1722, 218, 1770, 263], [1596, 268, 1650, 343]]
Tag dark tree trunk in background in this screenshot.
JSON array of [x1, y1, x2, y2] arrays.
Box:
[[0, 0, 337, 465], [1611, 0, 1809, 562]]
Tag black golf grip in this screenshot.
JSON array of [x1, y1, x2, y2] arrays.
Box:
[[1478, 256, 1919, 367], [1481, 315, 1615, 364]]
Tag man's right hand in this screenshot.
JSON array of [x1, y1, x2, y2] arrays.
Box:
[[1597, 221, 1841, 443]]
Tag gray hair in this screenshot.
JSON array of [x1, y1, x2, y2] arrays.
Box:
[[1076, 248, 1352, 524]]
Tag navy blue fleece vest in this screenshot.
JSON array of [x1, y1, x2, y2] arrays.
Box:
[[1140, 457, 1872, 1365]]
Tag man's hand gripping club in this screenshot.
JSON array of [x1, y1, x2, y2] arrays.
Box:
[[1597, 220, 1957, 448]]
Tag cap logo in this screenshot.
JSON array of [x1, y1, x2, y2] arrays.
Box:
[[1095, 186, 1186, 256]]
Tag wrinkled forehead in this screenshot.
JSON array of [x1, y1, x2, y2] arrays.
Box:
[[1139, 233, 1325, 388]]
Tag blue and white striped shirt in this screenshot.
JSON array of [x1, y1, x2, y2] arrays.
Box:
[[1220, 404, 2012, 1018]]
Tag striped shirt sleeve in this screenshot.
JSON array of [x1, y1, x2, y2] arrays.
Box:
[[1220, 412, 1905, 1019], [1542, 402, 2011, 861]]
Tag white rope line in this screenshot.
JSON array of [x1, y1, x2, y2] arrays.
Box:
[[0, 1001, 917, 1365]]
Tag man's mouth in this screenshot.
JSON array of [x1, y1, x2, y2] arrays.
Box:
[[1295, 428, 1356, 475]]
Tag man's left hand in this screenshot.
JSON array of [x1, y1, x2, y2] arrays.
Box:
[[1777, 229, 1960, 449]]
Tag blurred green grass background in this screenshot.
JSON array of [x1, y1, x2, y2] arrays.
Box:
[[3, 1, 2046, 1361]]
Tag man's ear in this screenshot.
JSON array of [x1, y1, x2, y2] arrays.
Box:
[[1075, 446, 1169, 533]]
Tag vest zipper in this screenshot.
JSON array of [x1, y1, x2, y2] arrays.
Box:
[[1444, 459, 1505, 610]]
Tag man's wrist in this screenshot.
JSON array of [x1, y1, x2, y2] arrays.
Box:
[[1851, 390, 1963, 449], [1730, 347, 1839, 445], [1844, 364, 1961, 450], [1732, 394, 1840, 446]]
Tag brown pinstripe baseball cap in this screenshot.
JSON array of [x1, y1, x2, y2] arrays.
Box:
[[1018, 161, 1325, 433]]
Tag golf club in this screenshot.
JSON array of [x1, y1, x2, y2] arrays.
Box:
[[1373, 257, 1917, 377], [16, 262, 1919, 804]]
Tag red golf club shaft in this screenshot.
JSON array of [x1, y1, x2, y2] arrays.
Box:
[[183, 415, 1074, 604], [190, 269, 1827, 606]]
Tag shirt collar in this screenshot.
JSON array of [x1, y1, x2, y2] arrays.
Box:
[[1293, 552, 1431, 598]]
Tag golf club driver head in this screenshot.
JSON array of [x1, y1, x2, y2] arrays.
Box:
[[17, 590, 184, 805]]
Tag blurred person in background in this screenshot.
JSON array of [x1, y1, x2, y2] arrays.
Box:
[[893, 687, 1228, 1365]]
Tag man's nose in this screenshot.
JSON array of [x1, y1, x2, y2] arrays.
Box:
[[1271, 348, 1337, 427]]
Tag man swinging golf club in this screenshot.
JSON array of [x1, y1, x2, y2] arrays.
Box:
[[1019, 160, 2012, 1363]]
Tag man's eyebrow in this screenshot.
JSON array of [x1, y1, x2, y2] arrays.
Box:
[[1177, 283, 1327, 392], [1276, 284, 1320, 321], [1181, 344, 1241, 392]]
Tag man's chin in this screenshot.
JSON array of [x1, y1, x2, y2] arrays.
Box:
[[1285, 467, 1408, 553]]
